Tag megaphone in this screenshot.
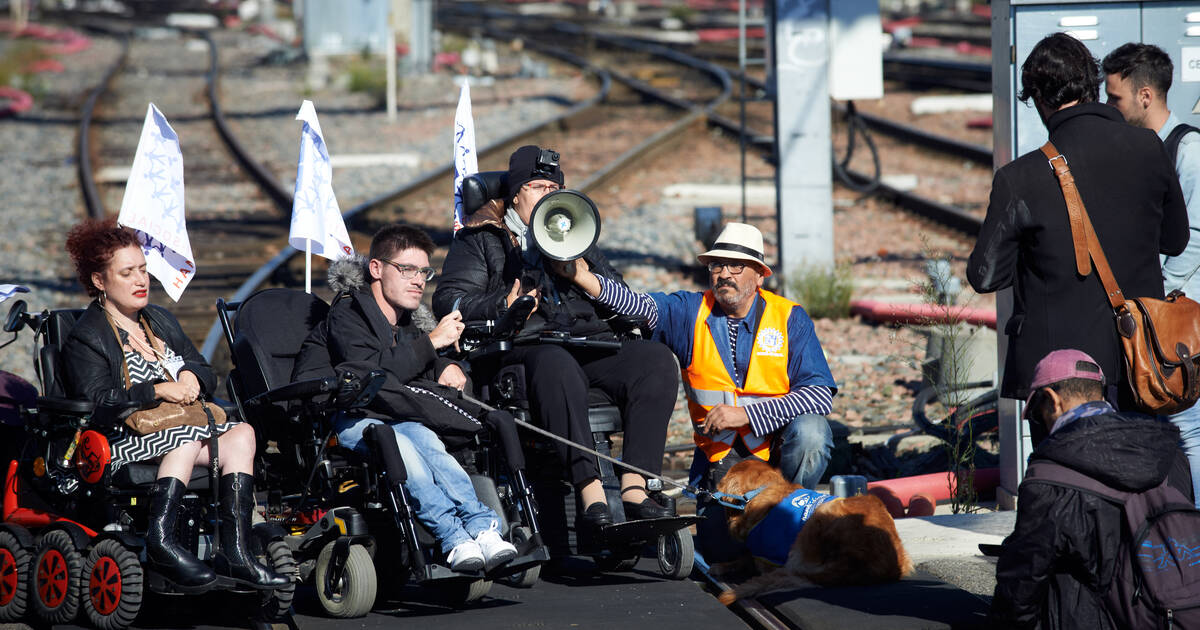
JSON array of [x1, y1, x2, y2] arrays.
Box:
[[528, 190, 601, 261]]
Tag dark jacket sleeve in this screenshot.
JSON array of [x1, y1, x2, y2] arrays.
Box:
[[146, 305, 215, 396], [434, 230, 510, 321], [326, 300, 436, 385], [990, 481, 1071, 628], [1159, 144, 1189, 256], [969, 168, 1026, 293], [62, 326, 157, 418]]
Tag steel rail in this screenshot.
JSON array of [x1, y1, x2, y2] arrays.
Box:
[[76, 25, 131, 219]]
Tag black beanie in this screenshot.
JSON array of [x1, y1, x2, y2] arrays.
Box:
[[505, 145, 564, 198]]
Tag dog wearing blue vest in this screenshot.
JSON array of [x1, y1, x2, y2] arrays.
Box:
[[712, 459, 912, 604]]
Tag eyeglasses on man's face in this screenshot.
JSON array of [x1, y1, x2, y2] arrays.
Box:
[[524, 182, 561, 194], [707, 261, 747, 275], [378, 258, 436, 282]]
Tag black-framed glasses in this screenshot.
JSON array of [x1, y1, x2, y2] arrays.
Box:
[[707, 261, 747, 275], [378, 258, 436, 281], [524, 182, 561, 193]]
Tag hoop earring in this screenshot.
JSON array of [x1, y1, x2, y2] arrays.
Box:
[[98, 290, 107, 306]]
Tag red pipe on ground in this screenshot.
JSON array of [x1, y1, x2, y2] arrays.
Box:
[[850, 299, 997, 329], [867, 468, 1000, 518]]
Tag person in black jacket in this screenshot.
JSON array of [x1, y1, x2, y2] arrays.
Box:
[[968, 33, 1187, 408], [61, 218, 287, 590], [293, 225, 517, 572], [990, 349, 1193, 629], [433, 145, 678, 527]]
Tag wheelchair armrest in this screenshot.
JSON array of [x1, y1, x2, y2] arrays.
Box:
[[246, 377, 338, 407], [35, 396, 94, 415]]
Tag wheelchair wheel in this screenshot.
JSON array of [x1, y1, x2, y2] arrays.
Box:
[[499, 526, 539, 589], [442, 578, 491, 606], [657, 528, 694, 580], [0, 528, 31, 622], [594, 550, 639, 572], [315, 541, 376, 618], [31, 529, 83, 624], [81, 539, 142, 630], [257, 539, 298, 621]]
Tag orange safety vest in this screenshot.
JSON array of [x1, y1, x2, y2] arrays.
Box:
[[683, 289, 794, 463]]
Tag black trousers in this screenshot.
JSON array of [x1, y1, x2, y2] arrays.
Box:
[[504, 340, 678, 485]]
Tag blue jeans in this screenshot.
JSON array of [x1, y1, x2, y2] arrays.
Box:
[[335, 416, 499, 554], [1169, 405, 1200, 508], [687, 414, 834, 490]]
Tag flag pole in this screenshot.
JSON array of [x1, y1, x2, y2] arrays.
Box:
[[305, 238, 312, 294]]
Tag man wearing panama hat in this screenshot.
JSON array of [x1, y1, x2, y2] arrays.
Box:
[[553, 222, 837, 561]]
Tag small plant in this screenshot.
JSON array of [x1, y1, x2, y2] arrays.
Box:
[[344, 57, 388, 104], [0, 41, 50, 90], [788, 263, 854, 320], [668, 5, 697, 22]]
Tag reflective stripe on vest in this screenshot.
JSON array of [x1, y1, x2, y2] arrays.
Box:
[[683, 289, 795, 462]]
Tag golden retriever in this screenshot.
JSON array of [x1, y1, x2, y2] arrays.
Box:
[[711, 459, 912, 604]]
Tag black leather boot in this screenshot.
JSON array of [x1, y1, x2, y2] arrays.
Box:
[[146, 477, 217, 590], [213, 473, 289, 589]]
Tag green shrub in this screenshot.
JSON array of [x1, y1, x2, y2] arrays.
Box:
[[788, 264, 854, 319], [345, 58, 388, 103]]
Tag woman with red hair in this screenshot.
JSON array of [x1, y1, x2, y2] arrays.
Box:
[[61, 218, 286, 591]]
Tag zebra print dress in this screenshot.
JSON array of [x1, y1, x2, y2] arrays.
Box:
[[107, 338, 238, 469]]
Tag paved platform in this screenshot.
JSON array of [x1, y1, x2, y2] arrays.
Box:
[[37, 555, 743, 630], [894, 510, 1014, 597]]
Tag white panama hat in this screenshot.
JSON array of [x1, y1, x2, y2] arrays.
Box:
[[697, 222, 772, 277]]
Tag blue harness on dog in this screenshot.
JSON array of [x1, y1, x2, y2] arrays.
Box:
[[744, 488, 839, 566]]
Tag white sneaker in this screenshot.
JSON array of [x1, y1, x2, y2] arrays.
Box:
[[475, 525, 518, 571], [446, 539, 484, 572]]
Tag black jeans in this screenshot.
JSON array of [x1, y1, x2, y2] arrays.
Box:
[[504, 340, 678, 485]]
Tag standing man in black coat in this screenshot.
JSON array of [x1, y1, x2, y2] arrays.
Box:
[[433, 145, 678, 528], [968, 33, 1187, 408]]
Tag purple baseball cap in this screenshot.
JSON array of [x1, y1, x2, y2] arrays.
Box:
[[1023, 349, 1105, 418]]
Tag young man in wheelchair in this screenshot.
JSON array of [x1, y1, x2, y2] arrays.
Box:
[[433, 145, 679, 528], [293, 224, 518, 572]]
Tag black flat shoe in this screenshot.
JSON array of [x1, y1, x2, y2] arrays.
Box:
[[622, 498, 671, 520], [581, 502, 612, 528]]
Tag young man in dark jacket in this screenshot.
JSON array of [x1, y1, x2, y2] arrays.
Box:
[[433, 145, 678, 527], [968, 33, 1187, 407], [293, 225, 517, 572], [990, 349, 1193, 629]]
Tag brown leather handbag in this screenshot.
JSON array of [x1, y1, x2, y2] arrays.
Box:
[[1042, 141, 1200, 414], [109, 313, 227, 435]]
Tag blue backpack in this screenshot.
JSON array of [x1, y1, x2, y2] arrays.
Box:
[[1024, 459, 1200, 629]]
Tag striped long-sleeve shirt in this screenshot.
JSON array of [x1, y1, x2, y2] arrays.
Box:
[[594, 275, 835, 436]]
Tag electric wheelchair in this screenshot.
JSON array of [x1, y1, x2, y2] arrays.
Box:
[[216, 288, 549, 615], [0, 299, 296, 629], [456, 172, 699, 579]]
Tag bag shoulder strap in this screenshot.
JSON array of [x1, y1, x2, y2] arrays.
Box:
[[1165, 123, 1200, 166], [1024, 458, 1131, 505], [1039, 142, 1127, 311]]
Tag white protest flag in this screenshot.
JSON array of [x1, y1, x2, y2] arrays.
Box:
[[452, 81, 478, 233], [290, 100, 353, 292], [117, 103, 194, 302]]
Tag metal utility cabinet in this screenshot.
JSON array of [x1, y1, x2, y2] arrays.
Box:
[[991, 0, 1200, 509]]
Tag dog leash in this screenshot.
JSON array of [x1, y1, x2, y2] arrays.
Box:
[[459, 392, 758, 507]]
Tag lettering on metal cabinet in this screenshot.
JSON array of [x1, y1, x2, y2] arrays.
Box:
[[1184, 47, 1200, 83]]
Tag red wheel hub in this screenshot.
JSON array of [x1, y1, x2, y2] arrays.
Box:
[[36, 549, 68, 608], [89, 556, 121, 615], [0, 549, 16, 606]]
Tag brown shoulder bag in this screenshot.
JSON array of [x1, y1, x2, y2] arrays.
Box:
[[1041, 141, 1200, 414], [108, 313, 226, 435]]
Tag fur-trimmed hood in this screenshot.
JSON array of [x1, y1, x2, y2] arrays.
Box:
[[327, 254, 437, 333]]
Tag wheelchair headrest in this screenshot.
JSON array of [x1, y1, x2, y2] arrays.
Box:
[[39, 309, 85, 398], [462, 171, 508, 217], [232, 288, 329, 397], [45, 309, 85, 350]]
